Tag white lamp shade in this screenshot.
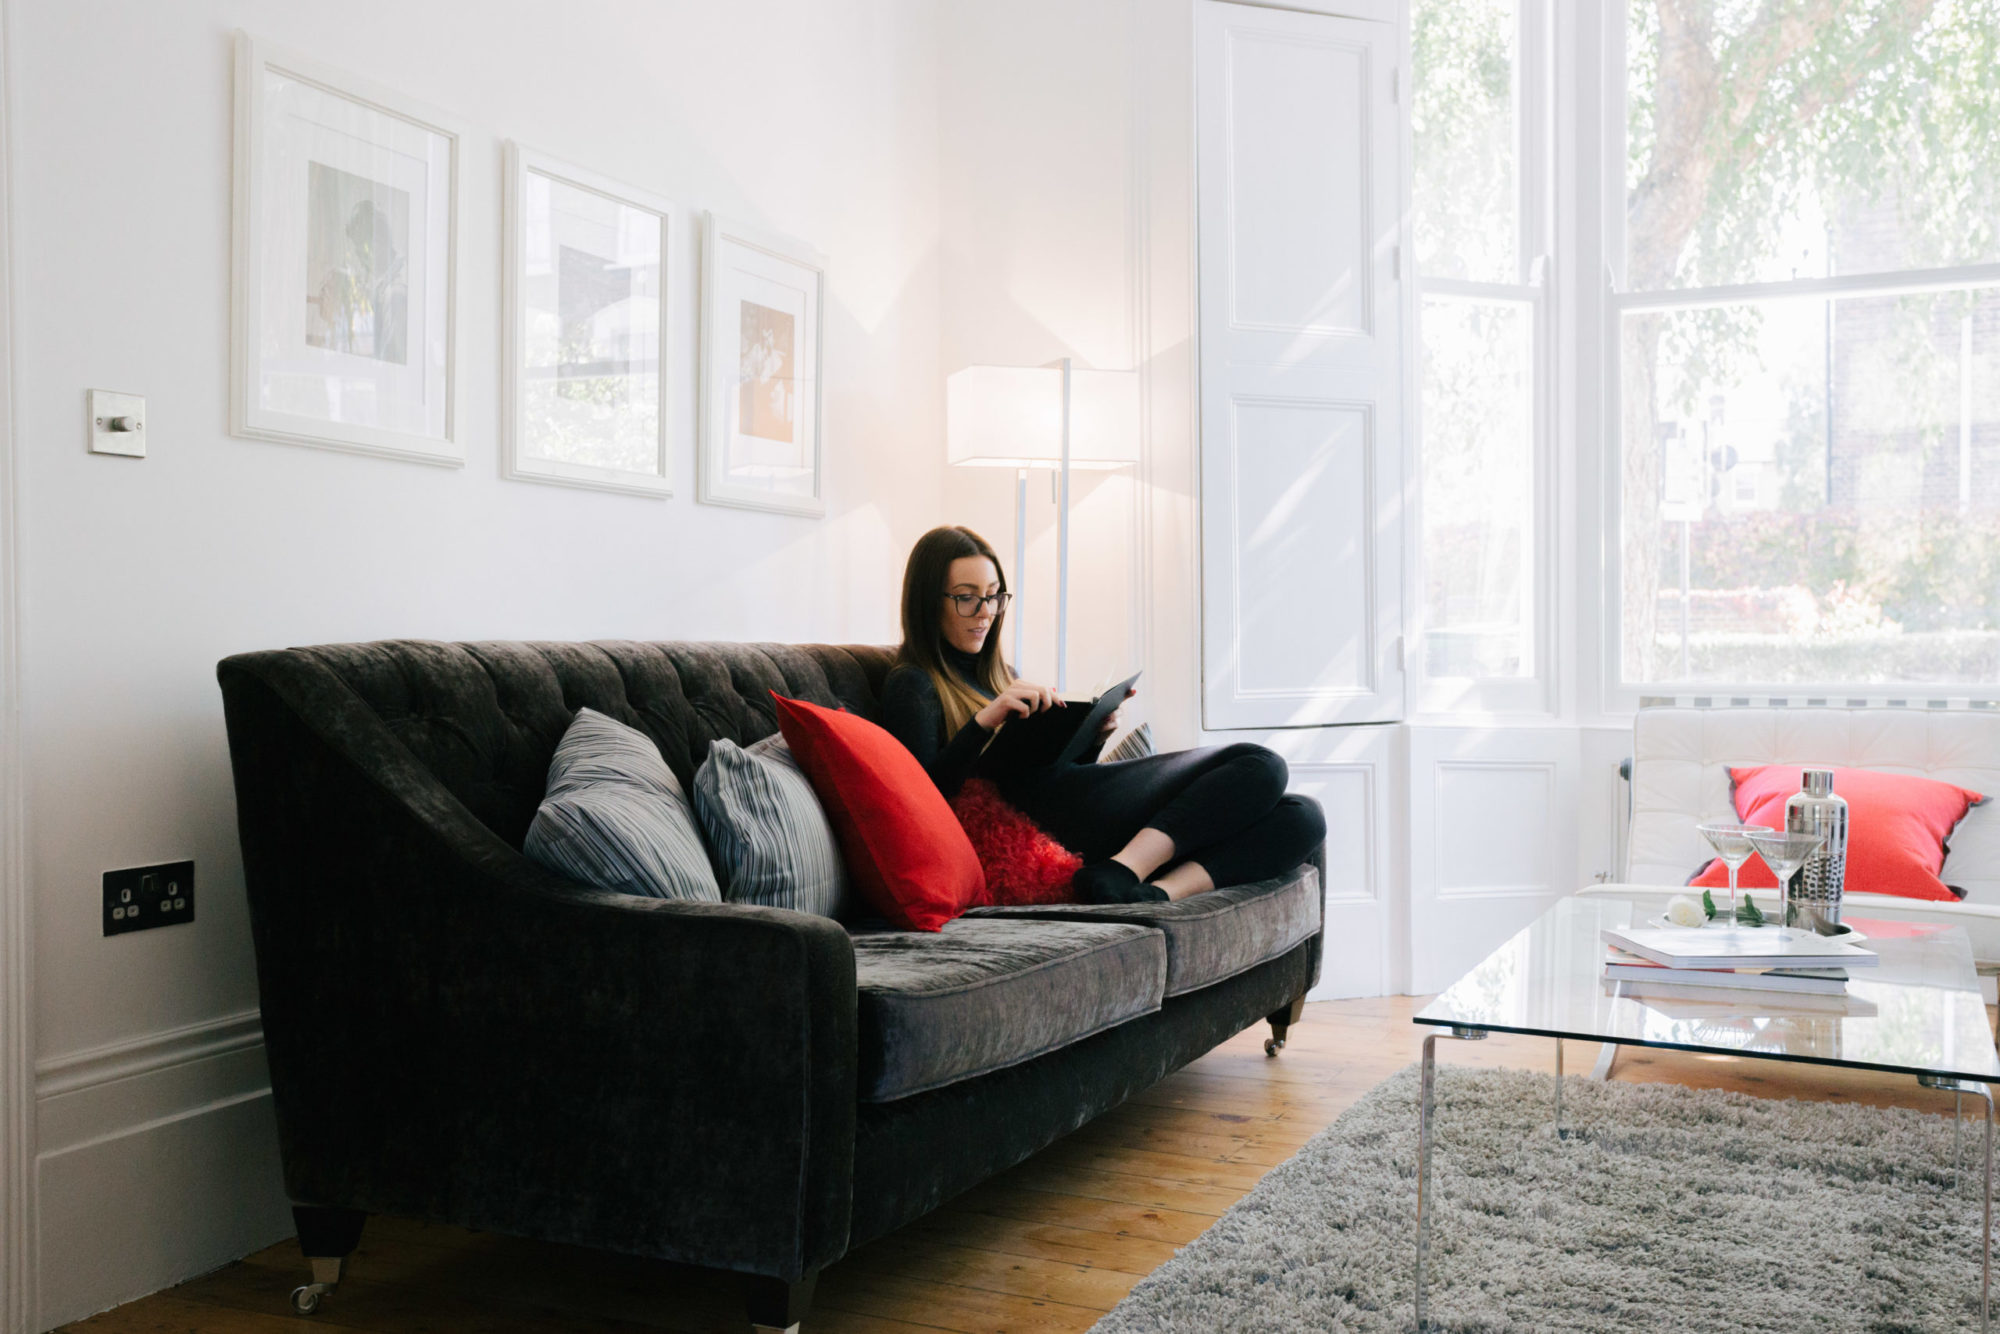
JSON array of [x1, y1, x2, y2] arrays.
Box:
[[947, 363, 1140, 469]]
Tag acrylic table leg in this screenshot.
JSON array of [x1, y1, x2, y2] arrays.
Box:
[[1589, 1042, 1619, 1081], [1980, 1083, 1992, 1334], [1921, 1075, 1993, 1332], [1554, 1038, 1564, 1137], [1416, 1026, 1486, 1331], [1417, 1035, 1436, 1332]]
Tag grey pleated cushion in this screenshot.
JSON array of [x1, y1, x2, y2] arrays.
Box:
[[692, 734, 850, 918], [522, 707, 721, 901], [1101, 721, 1156, 763]]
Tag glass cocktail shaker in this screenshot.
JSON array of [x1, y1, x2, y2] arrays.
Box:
[[1784, 768, 1848, 933]]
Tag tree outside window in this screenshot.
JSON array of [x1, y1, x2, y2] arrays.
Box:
[[1619, 0, 2000, 687], [1414, 0, 1545, 701]]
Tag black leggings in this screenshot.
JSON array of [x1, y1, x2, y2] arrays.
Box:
[[999, 743, 1325, 888]]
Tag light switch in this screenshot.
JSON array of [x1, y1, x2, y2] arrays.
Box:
[[88, 390, 146, 458]]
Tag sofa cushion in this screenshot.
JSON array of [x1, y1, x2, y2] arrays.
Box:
[[522, 707, 721, 901], [692, 734, 850, 918], [850, 917, 1166, 1101], [776, 694, 985, 930], [968, 864, 1320, 997], [1688, 764, 1986, 903], [950, 778, 1082, 906]]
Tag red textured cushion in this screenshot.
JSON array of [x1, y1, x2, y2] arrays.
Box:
[[950, 779, 1081, 906], [773, 694, 984, 931], [1689, 765, 1986, 903]]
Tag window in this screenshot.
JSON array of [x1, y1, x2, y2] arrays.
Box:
[[1413, 0, 1551, 711], [1613, 1, 2000, 689]]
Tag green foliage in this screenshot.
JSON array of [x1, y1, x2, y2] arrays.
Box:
[[1702, 888, 1718, 920], [1629, 0, 2000, 291], [1680, 511, 2000, 633], [1412, 0, 1515, 280], [1737, 893, 1765, 927]]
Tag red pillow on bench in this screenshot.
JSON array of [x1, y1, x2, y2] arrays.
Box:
[[1690, 765, 1986, 903], [774, 694, 984, 930]]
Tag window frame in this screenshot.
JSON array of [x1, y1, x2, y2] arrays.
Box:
[[1411, 0, 1560, 719], [1598, 8, 2000, 708]]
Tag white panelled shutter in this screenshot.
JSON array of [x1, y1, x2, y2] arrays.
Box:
[[1196, 0, 1405, 729]]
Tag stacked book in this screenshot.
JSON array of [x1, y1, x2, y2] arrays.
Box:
[[1600, 923, 1879, 1011]]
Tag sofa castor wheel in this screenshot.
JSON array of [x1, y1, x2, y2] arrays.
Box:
[[1264, 1036, 1285, 1057], [290, 1285, 323, 1315]]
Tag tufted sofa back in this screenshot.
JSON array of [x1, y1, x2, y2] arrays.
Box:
[[1627, 706, 2000, 901], [262, 639, 895, 849]]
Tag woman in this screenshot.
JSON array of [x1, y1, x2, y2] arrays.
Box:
[[880, 525, 1325, 905]]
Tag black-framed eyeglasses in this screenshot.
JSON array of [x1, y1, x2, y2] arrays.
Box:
[[945, 592, 1012, 617]]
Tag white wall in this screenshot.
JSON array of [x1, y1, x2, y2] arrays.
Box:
[[936, 0, 1147, 699], [13, 1, 943, 1325]]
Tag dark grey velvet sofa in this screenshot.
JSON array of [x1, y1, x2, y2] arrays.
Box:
[[217, 640, 1324, 1331]]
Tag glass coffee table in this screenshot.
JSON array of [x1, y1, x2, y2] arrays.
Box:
[[1414, 895, 2000, 1330]]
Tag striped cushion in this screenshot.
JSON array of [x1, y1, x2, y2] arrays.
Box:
[[692, 734, 851, 918], [522, 708, 721, 901], [1102, 722, 1156, 764]]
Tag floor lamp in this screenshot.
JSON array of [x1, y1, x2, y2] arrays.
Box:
[[945, 359, 1139, 692]]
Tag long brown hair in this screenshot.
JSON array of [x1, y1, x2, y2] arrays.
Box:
[[898, 526, 1013, 734]]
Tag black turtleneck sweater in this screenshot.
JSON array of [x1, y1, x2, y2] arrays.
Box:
[[879, 646, 995, 798]]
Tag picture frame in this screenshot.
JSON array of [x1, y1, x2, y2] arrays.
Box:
[[502, 143, 683, 497], [230, 32, 463, 466], [697, 213, 826, 516]]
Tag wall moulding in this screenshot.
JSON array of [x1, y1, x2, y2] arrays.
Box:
[[33, 1010, 286, 1330], [35, 1009, 263, 1103], [0, 0, 30, 1321], [1287, 760, 1379, 904]]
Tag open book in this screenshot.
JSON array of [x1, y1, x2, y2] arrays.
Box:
[[978, 671, 1141, 779]]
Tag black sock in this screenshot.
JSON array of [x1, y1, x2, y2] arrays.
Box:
[[1071, 861, 1167, 904]]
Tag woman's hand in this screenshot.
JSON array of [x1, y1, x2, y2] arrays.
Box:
[[976, 680, 1058, 731]]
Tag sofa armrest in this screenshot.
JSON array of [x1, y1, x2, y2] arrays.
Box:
[[218, 651, 856, 1281]]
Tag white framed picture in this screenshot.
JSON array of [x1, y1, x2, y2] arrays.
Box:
[[230, 32, 463, 466], [698, 213, 826, 516], [502, 144, 683, 497]]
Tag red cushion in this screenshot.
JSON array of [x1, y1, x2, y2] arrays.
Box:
[[773, 694, 984, 931], [1689, 765, 1986, 903], [950, 779, 1081, 906]]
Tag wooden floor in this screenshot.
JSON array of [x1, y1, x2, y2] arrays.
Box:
[[60, 995, 1979, 1334]]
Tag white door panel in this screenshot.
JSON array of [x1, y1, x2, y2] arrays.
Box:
[[1224, 32, 1372, 341], [1229, 399, 1373, 699], [1407, 727, 1580, 995], [1198, 0, 1403, 730], [1199, 723, 1405, 999]]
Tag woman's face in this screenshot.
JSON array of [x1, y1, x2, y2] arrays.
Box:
[[941, 555, 1001, 655]]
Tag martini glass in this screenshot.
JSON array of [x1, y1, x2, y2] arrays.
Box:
[[1742, 828, 1827, 940], [1696, 822, 1761, 927]]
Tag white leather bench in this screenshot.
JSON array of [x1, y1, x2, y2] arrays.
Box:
[[1578, 705, 2000, 996]]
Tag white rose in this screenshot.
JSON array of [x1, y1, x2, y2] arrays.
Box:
[[1665, 894, 1706, 928]]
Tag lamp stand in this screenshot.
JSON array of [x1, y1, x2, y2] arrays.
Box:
[[1055, 358, 1072, 695], [1012, 468, 1026, 675]]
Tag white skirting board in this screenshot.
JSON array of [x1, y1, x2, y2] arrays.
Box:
[[33, 1013, 291, 1330]]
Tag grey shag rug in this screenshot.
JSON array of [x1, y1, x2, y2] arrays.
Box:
[[1093, 1064, 1988, 1332]]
